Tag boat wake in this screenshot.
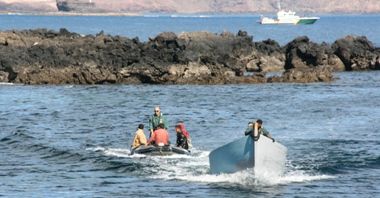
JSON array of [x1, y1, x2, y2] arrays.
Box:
[[88, 146, 335, 187]]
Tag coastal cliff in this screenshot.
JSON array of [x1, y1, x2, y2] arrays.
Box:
[[0, 29, 379, 85], [0, 0, 380, 14]]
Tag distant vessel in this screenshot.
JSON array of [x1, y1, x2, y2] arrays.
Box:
[[56, 0, 96, 12], [259, 3, 319, 25]]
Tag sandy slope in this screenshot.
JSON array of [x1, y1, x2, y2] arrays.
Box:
[[0, 0, 379, 13]]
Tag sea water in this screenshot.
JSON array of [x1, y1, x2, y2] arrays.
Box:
[[0, 14, 379, 45], [0, 15, 379, 197], [0, 72, 379, 197]]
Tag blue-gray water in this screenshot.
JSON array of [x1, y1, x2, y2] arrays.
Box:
[[0, 15, 380, 197], [1, 72, 379, 197], [0, 14, 380, 45]]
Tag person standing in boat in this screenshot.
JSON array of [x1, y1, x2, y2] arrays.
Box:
[[148, 123, 170, 146], [245, 119, 275, 142], [131, 124, 147, 149], [175, 121, 192, 150], [148, 106, 168, 138]]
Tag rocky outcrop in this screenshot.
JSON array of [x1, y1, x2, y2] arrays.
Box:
[[0, 29, 261, 84], [268, 66, 333, 83], [245, 39, 285, 72], [0, 29, 378, 85], [284, 36, 345, 71], [332, 35, 380, 71]]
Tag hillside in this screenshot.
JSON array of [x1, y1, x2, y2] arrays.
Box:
[[0, 0, 379, 14]]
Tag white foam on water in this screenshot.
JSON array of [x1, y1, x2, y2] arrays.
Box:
[[86, 146, 137, 158], [152, 165, 335, 187], [0, 82, 14, 85], [86, 146, 106, 152], [148, 152, 335, 187], [88, 146, 335, 187]]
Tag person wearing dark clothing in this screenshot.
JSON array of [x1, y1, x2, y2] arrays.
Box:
[[175, 122, 192, 150], [245, 119, 275, 142], [148, 106, 168, 137]]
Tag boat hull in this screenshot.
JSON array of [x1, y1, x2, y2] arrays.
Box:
[[209, 135, 254, 174], [209, 135, 287, 175], [259, 17, 298, 25], [131, 145, 190, 156], [259, 17, 319, 25], [297, 18, 319, 24]]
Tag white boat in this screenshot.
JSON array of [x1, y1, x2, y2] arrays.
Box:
[[259, 4, 319, 25], [209, 135, 287, 175]]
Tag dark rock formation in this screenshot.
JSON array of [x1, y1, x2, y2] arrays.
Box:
[[268, 66, 333, 83], [0, 29, 377, 85], [0, 29, 260, 84], [284, 36, 345, 71], [332, 35, 380, 71], [249, 39, 285, 72]]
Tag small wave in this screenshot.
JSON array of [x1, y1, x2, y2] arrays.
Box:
[[87, 146, 334, 187], [276, 171, 335, 184], [64, 85, 74, 88], [148, 155, 335, 187], [88, 146, 209, 159], [0, 82, 14, 85], [155, 168, 335, 187]]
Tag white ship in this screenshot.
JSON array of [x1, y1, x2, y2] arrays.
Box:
[[259, 3, 319, 25]]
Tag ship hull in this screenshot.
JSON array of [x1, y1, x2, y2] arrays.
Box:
[[297, 18, 319, 24], [259, 17, 319, 25]]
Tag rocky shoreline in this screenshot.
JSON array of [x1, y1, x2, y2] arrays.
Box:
[[0, 29, 379, 85]]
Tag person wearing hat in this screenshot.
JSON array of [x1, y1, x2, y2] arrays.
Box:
[[131, 124, 147, 149], [244, 119, 275, 142]]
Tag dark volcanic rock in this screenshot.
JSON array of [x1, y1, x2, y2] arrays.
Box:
[[268, 66, 333, 83], [284, 36, 345, 71], [0, 29, 376, 85], [332, 35, 380, 70], [248, 39, 285, 72], [0, 29, 260, 84]]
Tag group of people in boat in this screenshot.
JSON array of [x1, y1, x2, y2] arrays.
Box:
[[131, 106, 192, 151], [131, 106, 276, 153]]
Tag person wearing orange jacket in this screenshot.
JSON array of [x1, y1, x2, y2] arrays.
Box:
[[148, 123, 170, 146]]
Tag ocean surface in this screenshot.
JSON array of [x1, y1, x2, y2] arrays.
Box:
[[0, 14, 380, 45], [0, 14, 380, 197], [1, 72, 379, 197]]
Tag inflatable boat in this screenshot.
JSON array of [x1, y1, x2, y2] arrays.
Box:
[[131, 145, 190, 156], [209, 135, 287, 175]]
